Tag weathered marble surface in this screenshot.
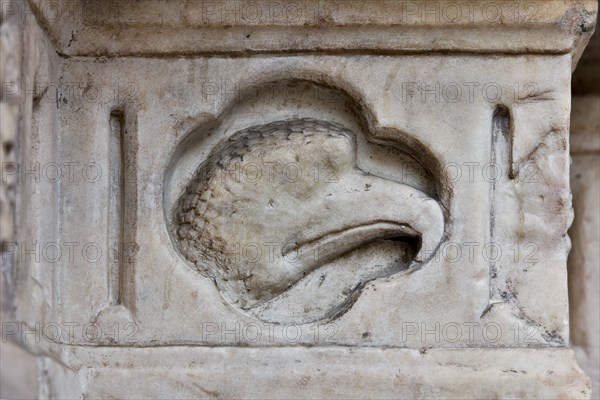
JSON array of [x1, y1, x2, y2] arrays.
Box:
[[2, 0, 597, 398], [40, 347, 589, 399]]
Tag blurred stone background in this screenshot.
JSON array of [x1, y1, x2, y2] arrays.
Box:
[[1, 5, 40, 400], [0, 5, 598, 400], [569, 23, 600, 400]]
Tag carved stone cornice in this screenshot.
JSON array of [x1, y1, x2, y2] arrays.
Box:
[[26, 0, 596, 63]]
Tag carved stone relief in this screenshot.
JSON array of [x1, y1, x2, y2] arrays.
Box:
[[172, 116, 444, 324], [6, 1, 597, 398], [164, 80, 447, 325]]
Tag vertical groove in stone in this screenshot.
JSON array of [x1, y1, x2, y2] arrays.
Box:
[[489, 105, 510, 302], [108, 110, 125, 306]]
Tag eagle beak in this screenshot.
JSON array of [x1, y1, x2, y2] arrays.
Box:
[[281, 171, 445, 286]]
